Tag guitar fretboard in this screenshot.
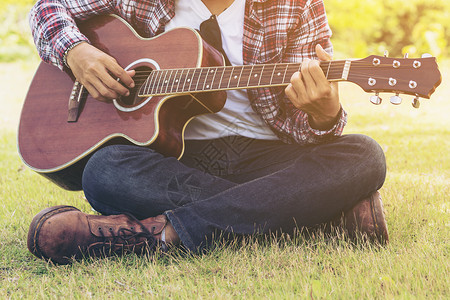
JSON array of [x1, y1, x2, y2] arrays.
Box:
[[138, 60, 351, 97]]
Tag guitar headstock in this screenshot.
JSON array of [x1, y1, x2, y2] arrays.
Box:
[[347, 55, 442, 107]]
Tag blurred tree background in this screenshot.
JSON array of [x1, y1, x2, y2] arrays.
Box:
[[325, 0, 450, 59], [0, 0, 449, 62], [0, 0, 36, 62]]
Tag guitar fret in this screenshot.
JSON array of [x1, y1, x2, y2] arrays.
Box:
[[194, 68, 203, 91], [285, 64, 301, 84], [217, 66, 225, 90], [142, 72, 151, 95], [175, 69, 183, 92], [165, 70, 175, 94], [236, 66, 245, 88], [201, 68, 208, 90], [271, 64, 287, 85], [187, 68, 195, 92], [219, 67, 232, 89], [167, 69, 175, 93], [167, 70, 174, 93], [145, 72, 155, 95], [182, 68, 190, 93], [320, 61, 345, 81], [246, 65, 255, 87], [175, 69, 183, 93], [325, 61, 331, 79], [282, 64, 289, 84], [257, 65, 265, 86], [199, 68, 209, 91], [151, 70, 160, 95], [269, 64, 276, 85], [155, 70, 163, 94], [148, 71, 156, 95], [209, 67, 218, 90], [173, 70, 179, 93], [247, 65, 264, 88], [157, 70, 168, 94], [158, 70, 167, 94], [203, 68, 214, 90], [141, 73, 150, 96], [227, 66, 236, 88]]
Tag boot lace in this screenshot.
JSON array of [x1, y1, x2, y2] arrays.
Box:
[[88, 213, 159, 257]]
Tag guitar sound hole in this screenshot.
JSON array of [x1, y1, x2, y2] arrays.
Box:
[[117, 66, 153, 106]]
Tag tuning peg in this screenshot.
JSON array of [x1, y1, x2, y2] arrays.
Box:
[[384, 50, 389, 57], [412, 96, 420, 108], [421, 53, 432, 58], [404, 53, 409, 58], [370, 93, 382, 105], [390, 93, 402, 105]]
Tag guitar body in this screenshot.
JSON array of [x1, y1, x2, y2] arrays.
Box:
[[18, 15, 227, 190]]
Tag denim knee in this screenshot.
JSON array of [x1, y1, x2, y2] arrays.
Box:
[[81, 146, 131, 214], [345, 134, 386, 190], [83, 146, 115, 192]]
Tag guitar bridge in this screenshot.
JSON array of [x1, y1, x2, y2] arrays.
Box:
[[67, 80, 85, 122]]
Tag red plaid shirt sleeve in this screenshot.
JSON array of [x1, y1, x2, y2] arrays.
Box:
[[29, 0, 105, 70], [29, 0, 173, 70], [245, 0, 347, 144]]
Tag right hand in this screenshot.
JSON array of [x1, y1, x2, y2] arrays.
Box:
[[66, 42, 135, 102]]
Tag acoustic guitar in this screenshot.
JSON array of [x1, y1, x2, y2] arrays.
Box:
[[18, 15, 442, 190]]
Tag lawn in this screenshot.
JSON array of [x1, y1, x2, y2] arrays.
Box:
[[0, 58, 448, 298]]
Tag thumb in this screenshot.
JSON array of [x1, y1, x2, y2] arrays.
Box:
[[316, 44, 332, 61]]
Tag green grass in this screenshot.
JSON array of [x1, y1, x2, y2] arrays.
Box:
[[0, 60, 449, 298]]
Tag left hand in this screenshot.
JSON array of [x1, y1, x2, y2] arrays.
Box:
[[285, 44, 341, 130]]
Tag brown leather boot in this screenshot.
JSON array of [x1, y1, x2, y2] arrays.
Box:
[[343, 191, 389, 244], [27, 205, 168, 264]]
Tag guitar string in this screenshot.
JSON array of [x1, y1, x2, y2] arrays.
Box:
[[129, 60, 417, 75], [78, 58, 425, 98], [107, 61, 422, 95], [130, 72, 414, 85], [79, 75, 419, 100], [128, 60, 419, 70], [128, 64, 420, 80], [126, 75, 417, 92], [129, 65, 418, 81], [127, 65, 416, 81]]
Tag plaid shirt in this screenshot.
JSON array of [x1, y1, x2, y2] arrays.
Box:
[[29, 0, 347, 144]]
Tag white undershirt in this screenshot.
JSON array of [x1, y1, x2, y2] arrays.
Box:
[[164, 0, 278, 140]]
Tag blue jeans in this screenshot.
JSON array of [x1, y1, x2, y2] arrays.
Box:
[[82, 134, 386, 251]]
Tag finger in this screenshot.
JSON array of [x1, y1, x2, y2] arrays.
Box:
[[315, 44, 332, 61], [107, 60, 135, 89], [284, 83, 297, 103], [300, 58, 317, 92], [308, 59, 326, 81], [83, 81, 108, 102], [88, 75, 120, 100], [308, 59, 331, 94], [102, 73, 131, 97], [99, 66, 133, 97], [126, 70, 136, 83], [288, 71, 308, 106]]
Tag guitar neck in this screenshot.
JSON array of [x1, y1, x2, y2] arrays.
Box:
[[138, 60, 351, 97]]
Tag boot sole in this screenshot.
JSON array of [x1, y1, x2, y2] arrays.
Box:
[[27, 205, 80, 261]]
